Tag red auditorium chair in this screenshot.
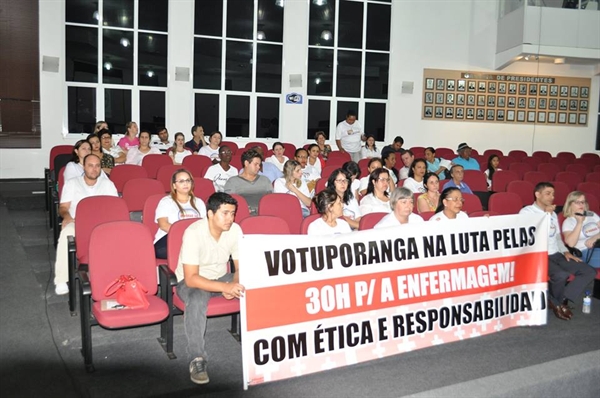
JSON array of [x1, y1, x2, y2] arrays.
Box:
[[523, 171, 549, 187], [469, 211, 500, 217], [258, 193, 303, 234], [508, 162, 533, 179], [230, 154, 243, 170], [46, 145, 74, 210], [556, 152, 576, 163], [420, 211, 435, 221], [121, 178, 165, 219], [577, 182, 600, 195], [566, 163, 589, 176], [182, 155, 213, 179], [586, 193, 599, 214], [315, 178, 328, 194], [522, 156, 544, 169], [507, 181, 534, 208], [229, 194, 251, 223], [220, 141, 238, 154], [507, 150, 528, 161], [358, 158, 370, 177], [551, 157, 569, 171], [488, 192, 523, 215], [326, 151, 351, 166], [281, 142, 297, 159], [156, 164, 186, 192], [358, 212, 387, 230], [483, 149, 503, 159], [585, 172, 600, 183], [462, 193, 483, 214], [244, 142, 268, 154], [142, 194, 166, 239], [499, 155, 516, 168], [435, 148, 455, 159], [192, 177, 216, 203], [321, 165, 339, 180], [580, 153, 600, 162], [554, 171, 583, 191], [552, 181, 570, 208], [463, 170, 488, 192], [239, 215, 290, 235], [142, 154, 172, 179], [491, 170, 520, 192], [574, 157, 597, 172], [532, 151, 552, 163], [470, 148, 480, 156], [300, 214, 322, 234], [537, 163, 561, 181], [109, 164, 149, 193]]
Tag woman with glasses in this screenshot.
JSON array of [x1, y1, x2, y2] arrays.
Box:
[[154, 169, 207, 259], [125, 130, 161, 165], [274, 160, 313, 218], [403, 158, 428, 194], [308, 189, 352, 235], [265, 142, 289, 172], [99, 129, 126, 164], [328, 168, 362, 229], [417, 172, 440, 214], [169, 132, 192, 165], [359, 168, 392, 215], [87, 133, 114, 175], [430, 187, 469, 221], [204, 145, 238, 192], [375, 187, 424, 228], [562, 191, 600, 267]]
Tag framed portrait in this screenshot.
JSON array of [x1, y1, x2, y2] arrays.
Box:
[[446, 93, 455, 104], [527, 111, 536, 122], [579, 113, 587, 125], [549, 99, 557, 110], [436, 93, 444, 104], [517, 110, 525, 122], [568, 113, 577, 124], [497, 109, 505, 121], [580, 100, 588, 111], [529, 84, 537, 95], [447, 80, 455, 91], [435, 107, 444, 118], [528, 98, 536, 109], [518, 98, 526, 108], [478, 81, 486, 92], [538, 98, 547, 109], [580, 87, 589, 98], [488, 82, 496, 93], [570, 86, 578, 97], [476, 108, 485, 120], [466, 108, 475, 119], [425, 78, 435, 90], [549, 85, 558, 96], [468, 81, 476, 92], [498, 83, 506, 94], [508, 83, 517, 94], [507, 97, 516, 108], [424, 106, 433, 118], [558, 113, 567, 124], [559, 99, 567, 110], [537, 112, 546, 123], [445, 107, 454, 118], [456, 108, 464, 119], [486, 109, 495, 120], [560, 86, 568, 97], [548, 112, 556, 123], [507, 110, 515, 122], [467, 94, 475, 105], [539, 85, 548, 96], [569, 100, 578, 111], [457, 94, 465, 105], [436, 79, 445, 90], [487, 95, 495, 107], [457, 80, 466, 91], [497, 96, 506, 107], [519, 84, 527, 95], [477, 95, 486, 106], [425, 92, 434, 103]]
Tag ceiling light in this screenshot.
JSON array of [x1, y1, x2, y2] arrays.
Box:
[[524, 55, 530, 61], [313, 0, 327, 6], [321, 30, 332, 40], [104, 62, 112, 70], [315, 77, 321, 84], [257, 31, 266, 41], [120, 37, 130, 47], [93, 11, 100, 21], [554, 58, 566, 64], [147, 70, 154, 77], [275, 0, 284, 6]]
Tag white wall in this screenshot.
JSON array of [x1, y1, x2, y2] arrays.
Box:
[[0, 0, 597, 179]]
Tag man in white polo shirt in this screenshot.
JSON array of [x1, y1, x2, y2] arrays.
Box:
[[335, 109, 366, 163]]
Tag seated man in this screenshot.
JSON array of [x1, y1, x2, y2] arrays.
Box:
[[452, 142, 480, 170], [151, 127, 172, 154], [204, 145, 238, 192], [252, 146, 283, 183], [54, 154, 118, 295], [380, 136, 405, 158], [176, 192, 244, 385], [519, 182, 595, 320], [442, 165, 473, 194], [224, 149, 273, 215], [398, 149, 414, 180], [185, 125, 206, 154]]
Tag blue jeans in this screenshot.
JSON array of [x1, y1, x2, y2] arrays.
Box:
[[581, 248, 600, 268], [176, 273, 233, 361]]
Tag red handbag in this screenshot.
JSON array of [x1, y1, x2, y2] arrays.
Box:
[[104, 275, 150, 309]]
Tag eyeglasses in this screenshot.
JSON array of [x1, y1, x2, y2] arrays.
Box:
[[574, 200, 587, 205], [221, 150, 232, 154], [175, 179, 192, 184], [335, 179, 349, 184], [446, 197, 465, 203], [377, 178, 390, 182]]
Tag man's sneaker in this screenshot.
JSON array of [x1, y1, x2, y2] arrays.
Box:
[[55, 283, 69, 296], [189, 357, 209, 384]]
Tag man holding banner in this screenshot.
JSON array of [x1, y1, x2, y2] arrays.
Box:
[[519, 182, 595, 320]]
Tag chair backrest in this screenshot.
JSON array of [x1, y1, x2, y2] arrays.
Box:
[[74, 196, 130, 263], [522, 156, 543, 169], [506, 180, 534, 207], [462, 192, 483, 214], [122, 178, 165, 212], [532, 151, 552, 163], [166, 218, 199, 272], [420, 211, 435, 221], [577, 182, 600, 196], [470, 148, 479, 156], [435, 148, 455, 159], [483, 149, 503, 159], [244, 142, 268, 154], [239, 215, 290, 234], [554, 171, 583, 191], [220, 141, 238, 154], [556, 151, 576, 163], [156, 164, 186, 192], [53, 153, 72, 177], [552, 181, 570, 207], [315, 178, 328, 194], [491, 170, 519, 192], [321, 165, 338, 180], [229, 194, 251, 222], [57, 166, 67, 197], [326, 151, 351, 166], [586, 193, 600, 214], [565, 163, 589, 176], [462, 170, 488, 192], [507, 150, 528, 161], [88, 221, 158, 302], [141, 154, 172, 179], [585, 172, 600, 183], [595, 165, 600, 173], [193, 177, 216, 203], [358, 212, 387, 230], [230, 154, 243, 171], [580, 153, 600, 161], [551, 156, 569, 171], [469, 210, 500, 217], [574, 157, 597, 171], [300, 214, 322, 234], [537, 163, 561, 181], [281, 142, 297, 159], [109, 164, 149, 192], [258, 193, 303, 234], [182, 155, 213, 179], [488, 192, 523, 215], [142, 193, 166, 238], [508, 162, 533, 179], [49, 145, 74, 170], [523, 171, 548, 187], [357, 158, 370, 176], [498, 155, 515, 169]]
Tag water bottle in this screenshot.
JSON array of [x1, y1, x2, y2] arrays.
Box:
[[582, 291, 591, 314]]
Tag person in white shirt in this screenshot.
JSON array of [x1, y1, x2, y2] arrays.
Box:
[[429, 187, 469, 221], [520, 182, 595, 320], [483, 154, 501, 191], [359, 158, 383, 197], [562, 191, 600, 267], [361, 134, 380, 159], [273, 160, 313, 218], [308, 190, 352, 235], [295, 148, 320, 193], [154, 169, 207, 259], [335, 109, 366, 163], [342, 161, 362, 200], [360, 168, 392, 215], [306, 144, 324, 177], [100, 130, 127, 164], [328, 169, 362, 229], [375, 187, 424, 229], [62, 140, 92, 182], [54, 154, 118, 295], [264, 142, 288, 172], [125, 130, 161, 165], [151, 127, 173, 154], [403, 158, 428, 194], [204, 146, 238, 192], [169, 132, 193, 165], [197, 131, 222, 163]]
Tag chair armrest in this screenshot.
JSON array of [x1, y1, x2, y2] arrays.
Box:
[[158, 264, 178, 287], [78, 270, 92, 296], [68, 235, 76, 253]]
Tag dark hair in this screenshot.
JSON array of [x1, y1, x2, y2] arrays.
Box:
[[486, 154, 500, 182], [157, 127, 168, 135], [423, 172, 439, 190], [342, 161, 361, 179], [425, 146, 436, 155], [393, 136, 404, 145], [241, 149, 262, 166], [86, 133, 99, 143], [403, 149, 414, 157], [365, 135, 378, 151], [314, 131, 327, 140], [98, 128, 112, 139], [436, 187, 461, 213], [171, 132, 185, 152], [72, 139, 91, 163], [138, 130, 151, 143], [208, 131, 222, 140], [368, 157, 383, 168], [366, 168, 390, 197], [307, 144, 320, 154], [191, 125, 203, 135], [295, 148, 308, 158], [313, 189, 340, 216], [534, 182, 554, 202], [346, 109, 357, 118], [272, 141, 285, 150], [327, 168, 353, 204], [408, 158, 427, 178], [381, 150, 395, 165], [170, 169, 201, 216], [206, 192, 238, 214]]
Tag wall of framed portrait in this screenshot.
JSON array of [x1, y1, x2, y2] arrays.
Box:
[[422, 69, 591, 126]]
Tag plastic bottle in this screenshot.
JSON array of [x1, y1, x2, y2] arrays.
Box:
[[582, 291, 591, 314]]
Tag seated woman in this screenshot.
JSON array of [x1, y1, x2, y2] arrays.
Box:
[[429, 187, 469, 221], [99, 129, 126, 164], [265, 142, 288, 172], [562, 191, 600, 267], [417, 172, 440, 214], [295, 148, 320, 193], [169, 132, 192, 165], [375, 187, 424, 228], [204, 145, 238, 192], [342, 161, 362, 199], [359, 168, 392, 215], [117, 121, 140, 150], [361, 134, 380, 159], [273, 160, 313, 218], [484, 154, 501, 191], [328, 168, 362, 229], [424, 147, 451, 180], [359, 157, 383, 197], [402, 158, 428, 194], [442, 165, 473, 194], [125, 130, 162, 165], [306, 144, 324, 178], [307, 189, 352, 235], [382, 151, 399, 186], [197, 130, 222, 163], [87, 133, 114, 175], [315, 131, 332, 161], [63, 140, 93, 181], [154, 169, 207, 259]]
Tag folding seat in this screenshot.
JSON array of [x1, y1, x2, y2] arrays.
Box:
[[79, 221, 170, 372], [537, 163, 561, 181], [326, 151, 351, 167], [411, 147, 425, 158], [554, 171, 583, 191], [488, 192, 523, 215], [358, 212, 388, 230], [586, 172, 600, 183], [220, 141, 238, 155], [182, 155, 213, 179], [46, 145, 73, 212], [499, 155, 516, 168], [556, 152, 576, 163], [552, 156, 570, 171], [265, 149, 274, 158], [435, 147, 455, 159], [239, 215, 290, 235], [229, 194, 251, 223], [522, 156, 543, 169], [321, 165, 338, 180], [483, 149, 503, 159], [300, 214, 323, 234], [244, 141, 268, 154], [258, 193, 303, 234], [506, 181, 534, 208], [109, 164, 149, 193], [507, 150, 528, 161], [577, 182, 600, 195], [193, 177, 216, 203], [552, 181, 570, 209], [358, 158, 370, 177], [566, 163, 589, 176], [462, 192, 483, 214], [523, 171, 549, 187], [156, 164, 186, 192], [462, 170, 488, 192], [573, 158, 595, 172], [532, 151, 552, 163], [508, 162, 533, 179], [141, 154, 172, 179], [158, 218, 240, 358], [142, 194, 166, 239], [491, 170, 519, 192], [580, 153, 600, 162], [595, 165, 600, 173], [121, 178, 165, 221], [586, 193, 599, 214], [230, 154, 243, 171]]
